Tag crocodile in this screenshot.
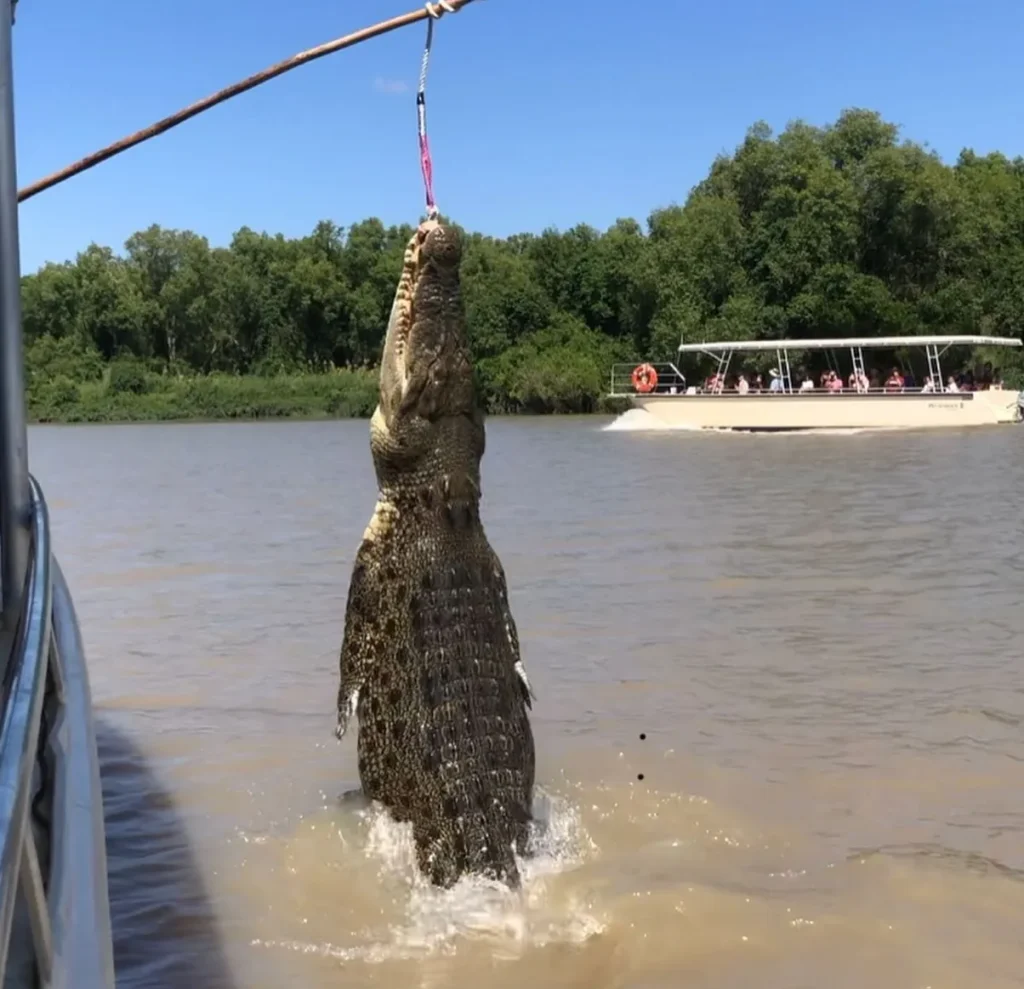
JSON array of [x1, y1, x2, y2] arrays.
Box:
[[334, 218, 537, 889]]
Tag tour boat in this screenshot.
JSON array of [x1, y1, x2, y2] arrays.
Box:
[[610, 335, 1024, 432]]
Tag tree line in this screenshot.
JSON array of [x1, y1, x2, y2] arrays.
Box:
[[21, 108, 1024, 420]]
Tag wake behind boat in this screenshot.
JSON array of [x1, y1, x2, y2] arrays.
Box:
[[609, 335, 1023, 432]]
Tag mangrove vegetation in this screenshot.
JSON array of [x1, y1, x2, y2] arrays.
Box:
[[22, 108, 1024, 423]]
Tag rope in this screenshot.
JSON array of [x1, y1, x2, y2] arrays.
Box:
[[417, 0, 455, 217], [17, 0, 480, 203]]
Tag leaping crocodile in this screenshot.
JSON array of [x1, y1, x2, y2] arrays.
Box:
[[335, 219, 537, 889]]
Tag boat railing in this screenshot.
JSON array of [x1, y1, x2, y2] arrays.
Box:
[[609, 362, 689, 397], [608, 366, 1011, 400], [0, 476, 115, 989]]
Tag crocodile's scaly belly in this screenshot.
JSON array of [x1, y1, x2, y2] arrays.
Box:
[[355, 540, 535, 885]]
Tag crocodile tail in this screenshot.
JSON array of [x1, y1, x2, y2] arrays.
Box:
[[414, 798, 530, 889]]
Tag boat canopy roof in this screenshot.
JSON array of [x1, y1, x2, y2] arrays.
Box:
[[677, 335, 1022, 353]]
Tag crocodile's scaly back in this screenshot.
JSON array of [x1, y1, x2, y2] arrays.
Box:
[[335, 220, 536, 888]]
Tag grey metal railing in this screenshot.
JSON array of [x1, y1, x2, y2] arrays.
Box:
[[0, 477, 52, 982], [0, 478, 115, 988]]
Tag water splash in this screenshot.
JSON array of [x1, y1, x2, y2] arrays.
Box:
[[365, 789, 603, 955], [602, 409, 689, 432], [253, 788, 605, 965]]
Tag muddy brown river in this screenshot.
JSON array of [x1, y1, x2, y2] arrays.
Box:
[[28, 416, 1024, 989]]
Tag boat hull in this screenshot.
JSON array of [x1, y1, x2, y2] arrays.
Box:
[[631, 391, 1023, 431]]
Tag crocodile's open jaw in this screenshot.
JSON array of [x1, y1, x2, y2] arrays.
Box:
[[371, 219, 481, 499], [378, 219, 472, 427]]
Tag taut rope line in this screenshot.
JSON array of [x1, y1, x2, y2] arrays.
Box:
[[417, 0, 455, 217], [16, 0, 480, 203]]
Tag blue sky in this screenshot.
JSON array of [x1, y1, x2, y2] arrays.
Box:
[[11, 0, 1024, 273]]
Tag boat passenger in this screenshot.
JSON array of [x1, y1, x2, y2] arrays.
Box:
[[945, 376, 960, 392], [737, 373, 750, 394], [921, 376, 936, 393], [884, 368, 904, 392], [769, 368, 784, 392]]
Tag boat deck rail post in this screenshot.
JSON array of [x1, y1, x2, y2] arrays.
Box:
[[0, 0, 29, 642]]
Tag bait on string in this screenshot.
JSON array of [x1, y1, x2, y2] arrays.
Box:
[[416, 0, 457, 219]]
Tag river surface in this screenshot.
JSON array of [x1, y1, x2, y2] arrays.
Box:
[[28, 416, 1024, 989]]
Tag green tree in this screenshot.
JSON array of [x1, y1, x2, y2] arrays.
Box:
[[18, 108, 1024, 417]]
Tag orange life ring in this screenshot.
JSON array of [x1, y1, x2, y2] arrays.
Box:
[[632, 363, 658, 394]]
